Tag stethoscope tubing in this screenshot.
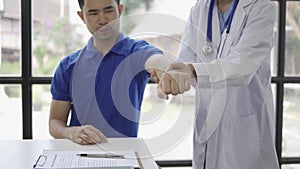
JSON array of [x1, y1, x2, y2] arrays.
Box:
[[203, 0, 239, 57], [206, 0, 239, 41]]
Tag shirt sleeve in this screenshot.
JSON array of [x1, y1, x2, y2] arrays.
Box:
[[129, 40, 163, 76], [51, 58, 73, 101], [177, 5, 198, 64]]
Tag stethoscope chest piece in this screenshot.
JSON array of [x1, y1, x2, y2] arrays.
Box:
[[202, 43, 214, 56], [204, 0, 239, 57]]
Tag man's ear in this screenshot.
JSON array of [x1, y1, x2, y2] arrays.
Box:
[[118, 4, 124, 16], [77, 11, 85, 23]]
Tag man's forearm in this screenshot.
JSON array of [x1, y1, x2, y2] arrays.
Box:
[[145, 54, 175, 81], [49, 119, 71, 139]]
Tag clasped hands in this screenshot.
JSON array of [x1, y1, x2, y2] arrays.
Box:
[[151, 62, 194, 99]]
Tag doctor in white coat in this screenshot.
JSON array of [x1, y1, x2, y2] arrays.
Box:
[[159, 0, 280, 168]]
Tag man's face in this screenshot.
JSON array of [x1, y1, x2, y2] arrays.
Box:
[[78, 0, 123, 40]]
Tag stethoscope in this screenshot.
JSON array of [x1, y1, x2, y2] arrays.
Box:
[[202, 0, 239, 56]]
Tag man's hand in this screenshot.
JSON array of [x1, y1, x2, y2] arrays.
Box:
[[149, 69, 160, 83], [157, 62, 195, 99], [158, 62, 194, 99], [64, 125, 108, 145]]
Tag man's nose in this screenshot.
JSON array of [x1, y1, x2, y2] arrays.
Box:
[[98, 12, 108, 25]]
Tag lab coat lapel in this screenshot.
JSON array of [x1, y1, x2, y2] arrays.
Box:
[[229, 0, 255, 42], [212, 2, 221, 50]]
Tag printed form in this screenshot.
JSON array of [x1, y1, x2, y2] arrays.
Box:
[[33, 150, 140, 168]]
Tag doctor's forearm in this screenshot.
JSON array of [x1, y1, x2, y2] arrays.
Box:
[[190, 59, 260, 88], [188, 64, 197, 79]]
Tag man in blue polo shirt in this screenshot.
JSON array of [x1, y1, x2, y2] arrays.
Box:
[[49, 0, 191, 145]]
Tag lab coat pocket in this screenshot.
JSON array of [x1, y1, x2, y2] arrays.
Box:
[[220, 114, 260, 168]]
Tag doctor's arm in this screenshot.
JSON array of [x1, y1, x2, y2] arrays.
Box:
[[176, 1, 275, 88], [49, 100, 108, 145]]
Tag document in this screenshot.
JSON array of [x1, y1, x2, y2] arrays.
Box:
[[33, 150, 141, 169]]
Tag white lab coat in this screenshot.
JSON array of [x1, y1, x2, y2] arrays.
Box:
[[177, 0, 279, 168]]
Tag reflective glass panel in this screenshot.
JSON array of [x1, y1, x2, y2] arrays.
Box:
[[32, 84, 52, 139], [0, 0, 21, 76], [282, 164, 300, 169], [0, 85, 22, 139], [285, 2, 300, 76], [282, 84, 300, 157], [139, 84, 194, 160], [32, 0, 87, 76]]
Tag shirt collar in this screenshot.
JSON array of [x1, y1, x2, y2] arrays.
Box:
[[84, 32, 128, 59], [85, 37, 102, 59], [110, 32, 130, 55], [217, 0, 236, 33]]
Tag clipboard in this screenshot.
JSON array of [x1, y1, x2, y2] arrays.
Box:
[[33, 155, 48, 168], [33, 150, 144, 169], [34, 167, 133, 169], [134, 152, 144, 169]]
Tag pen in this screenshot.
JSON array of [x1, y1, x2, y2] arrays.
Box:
[[77, 153, 125, 159]]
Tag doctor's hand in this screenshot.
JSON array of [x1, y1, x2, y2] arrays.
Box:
[[166, 62, 196, 79], [158, 69, 191, 99], [64, 125, 108, 145]]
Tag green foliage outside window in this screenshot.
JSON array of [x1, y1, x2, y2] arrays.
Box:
[[121, 0, 153, 34], [33, 17, 85, 76]]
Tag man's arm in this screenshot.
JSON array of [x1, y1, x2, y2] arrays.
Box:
[[49, 100, 108, 145], [145, 54, 174, 81]]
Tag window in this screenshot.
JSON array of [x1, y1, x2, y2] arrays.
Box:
[[0, 0, 300, 168], [0, 0, 22, 139]]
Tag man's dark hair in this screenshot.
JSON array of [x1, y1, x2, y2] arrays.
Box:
[[78, 0, 120, 10]]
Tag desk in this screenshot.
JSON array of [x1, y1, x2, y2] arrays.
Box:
[[0, 138, 158, 169]]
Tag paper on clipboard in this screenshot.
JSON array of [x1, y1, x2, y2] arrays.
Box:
[[33, 150, 140, 169]]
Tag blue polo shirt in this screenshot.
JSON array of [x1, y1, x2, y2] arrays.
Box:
[[51, 33, 162, 137]]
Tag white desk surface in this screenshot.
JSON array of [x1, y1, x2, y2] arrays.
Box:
[[0, 138, 158, 169]]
